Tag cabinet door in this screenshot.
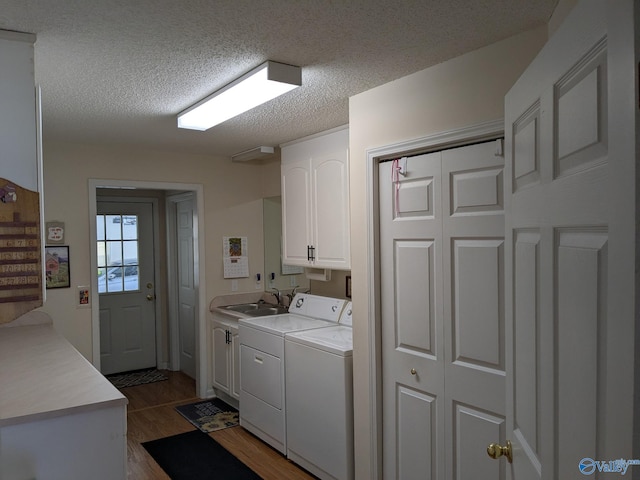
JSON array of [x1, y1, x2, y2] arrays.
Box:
[[212, 323, 230, 393], [0, 31, 38, 192], [312, 147, 350, 269], [229, 325, 240, 400], [281, 158, 312, 266]]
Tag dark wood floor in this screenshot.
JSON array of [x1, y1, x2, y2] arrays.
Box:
[[122, 370, 316, 479]]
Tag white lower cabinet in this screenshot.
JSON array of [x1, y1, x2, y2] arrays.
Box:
[[0, 323, 127, 480], [212, 316, 240, 403]]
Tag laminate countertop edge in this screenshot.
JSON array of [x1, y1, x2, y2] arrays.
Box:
[[0, 324, 127, 428]]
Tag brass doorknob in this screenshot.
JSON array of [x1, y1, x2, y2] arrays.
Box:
[[146, 294, 154, 301], [487, 440, 512, 463]]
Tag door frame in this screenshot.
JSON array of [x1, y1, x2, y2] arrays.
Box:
[[364, 119, 504, 477], [89, 179, 208, 398]]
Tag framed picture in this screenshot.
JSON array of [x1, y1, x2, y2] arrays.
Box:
[[45, 246, 70, 289], [345, 275, 352, 298]]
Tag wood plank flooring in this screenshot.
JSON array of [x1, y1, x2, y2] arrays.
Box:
[[123, 370, 316, 479]]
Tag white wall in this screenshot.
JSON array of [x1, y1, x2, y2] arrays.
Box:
[[41, 141, 279, 360], [548, 0, 579, 37], [348, 26, 547, 479]]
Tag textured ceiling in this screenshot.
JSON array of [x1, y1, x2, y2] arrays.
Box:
[[0, 0, 557, 157]]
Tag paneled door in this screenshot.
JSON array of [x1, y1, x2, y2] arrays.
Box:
[[380, 151, 444, 479], [380, 140, 505, 479], [503, 0, 635, 477], [176, 195, 197, 379], [98, 201, 156, 375]]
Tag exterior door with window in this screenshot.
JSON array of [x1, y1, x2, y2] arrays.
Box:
[[97, 201, 156, 375]]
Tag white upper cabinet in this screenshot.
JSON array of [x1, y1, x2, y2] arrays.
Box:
[[0, 30, 38, 191], [0, 30, 43, 324], [281, 127, 350, 270]]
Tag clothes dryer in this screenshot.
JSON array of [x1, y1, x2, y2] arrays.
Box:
[[285, 302, 354, 480]]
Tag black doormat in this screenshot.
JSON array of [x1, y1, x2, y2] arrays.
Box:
[[142, 430, 262, 480], [175, 398, 239, 433], [105, 368, 168, 389]]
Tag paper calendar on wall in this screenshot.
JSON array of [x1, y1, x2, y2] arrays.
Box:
[[223, 236, 249, 278]]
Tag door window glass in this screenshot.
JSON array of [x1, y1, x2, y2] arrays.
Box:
[[97, 214, 140, 293]]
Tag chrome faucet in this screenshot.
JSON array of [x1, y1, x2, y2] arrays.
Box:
[[270, 288, 282, 306], [285, 286, 311, 305], [285, 286, 299, 305]]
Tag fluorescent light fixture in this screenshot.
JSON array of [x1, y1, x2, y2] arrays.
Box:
[[232, 146, 275, 162], [177, 61, 301, 131]]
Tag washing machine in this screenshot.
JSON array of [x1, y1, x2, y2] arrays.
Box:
[[238, 294, 346, 454], [285, 302, 353, 480]]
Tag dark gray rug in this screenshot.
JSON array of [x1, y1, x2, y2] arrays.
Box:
[[106, 368, 168, 388], [142, 430, 262, 480]]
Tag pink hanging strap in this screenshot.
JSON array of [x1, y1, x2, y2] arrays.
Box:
[[391, 158, 405, 216]]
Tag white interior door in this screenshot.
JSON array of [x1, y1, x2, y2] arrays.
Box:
[[504, 0, 636, 477], [98, 201, 156, 375], [380, 151, 444, 479], [176, 196, 197, 379], [441, 142, 506, 479], [380, 140, 505, 479]]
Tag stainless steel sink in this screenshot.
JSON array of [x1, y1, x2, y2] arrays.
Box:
[[245, 306, 289, 317], [221, 302, 288, 316], [223, 303, 260, 312]]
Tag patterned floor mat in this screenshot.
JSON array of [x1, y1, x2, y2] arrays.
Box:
[[106, 368, 168, 389], [175, 398, 239, 433]]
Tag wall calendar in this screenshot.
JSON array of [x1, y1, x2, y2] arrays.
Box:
[[0, 178, 43, 324], [222, 236, 249, 278]]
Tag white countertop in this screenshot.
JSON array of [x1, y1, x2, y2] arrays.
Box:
[[0, 324, 127, 427]]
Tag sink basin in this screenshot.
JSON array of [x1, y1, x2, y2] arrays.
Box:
[[221, 302, 288, 316], [223, 303, 260, 312], [245, 306, 289, 317]]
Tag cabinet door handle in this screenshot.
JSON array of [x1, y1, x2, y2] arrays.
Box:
[[307, 245, 311, 261], [225, 330, 230, 344], [309, 245, 315, 261]]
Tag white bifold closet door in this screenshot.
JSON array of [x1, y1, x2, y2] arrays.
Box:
[[380, 139, 505, 479]]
